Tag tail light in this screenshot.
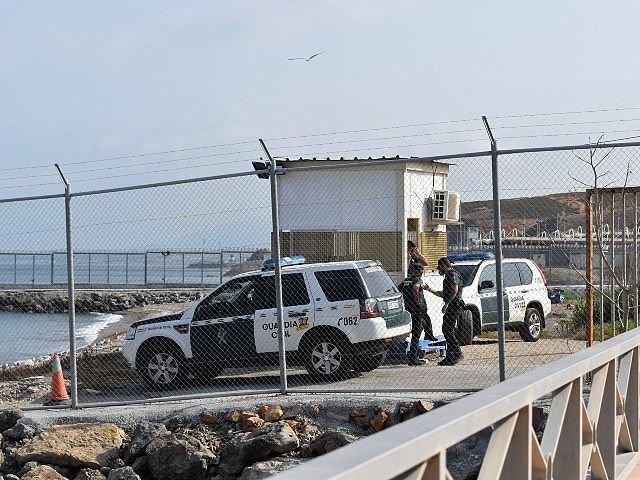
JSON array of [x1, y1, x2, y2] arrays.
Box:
[[533, 262, 548, 286], [360, 298, 378, 319]]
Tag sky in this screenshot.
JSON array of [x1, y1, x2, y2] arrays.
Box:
[[1, 1, 640, 250]]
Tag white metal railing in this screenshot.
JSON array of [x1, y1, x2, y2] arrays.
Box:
[[274, 328, 640, 479]]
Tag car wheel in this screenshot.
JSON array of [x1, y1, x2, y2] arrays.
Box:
[[456, 309, 474, 346], [138, 341, 186, 389], [304, 334, 353, 381], [519, 308, 542, 342], [353, 352, 386, 372]]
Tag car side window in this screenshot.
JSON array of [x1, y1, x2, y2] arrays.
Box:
[[314, 269, 365, 302], [478, 264, 496, 291], [502, 263, 521, 288], [196, 276, 258, 318], [517, 262, 533, 285], [282, 273, 310, 307], [251, 273, 310, 310]]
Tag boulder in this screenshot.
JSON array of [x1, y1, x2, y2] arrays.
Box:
[[106, 467, 140, 480], [123, 422, 168, 464], [218, 421, 300, 477], [20, 465, 67, 480], [309, 431, 355, 456], [15, 423, 126, 469], [416, 400, 435, 414], [262, 406, 283, 422], [3, 419, 39, 441], [281, 405, 303, 420], [74, 469, 107, 480], [239, 457, 305, 479], [370, 411, 389, 432], [145, 433, 214, 480], [198, 411, 217, 426], [243, 417, 265, 432], [0, 409, 23, 432]]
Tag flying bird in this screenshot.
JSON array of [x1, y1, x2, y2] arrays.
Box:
[[288, 51, 325, 62]]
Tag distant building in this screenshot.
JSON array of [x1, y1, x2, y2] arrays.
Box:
[[261, 156, 460, 280]]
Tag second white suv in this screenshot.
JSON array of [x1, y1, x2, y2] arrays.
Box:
[[424, 254, 551, 345], [122, 258, 411, 388]]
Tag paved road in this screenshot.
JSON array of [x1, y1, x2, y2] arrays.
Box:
[[41, 337, 587, 407]]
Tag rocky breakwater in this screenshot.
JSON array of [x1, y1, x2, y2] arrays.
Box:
[[0, 290, 203, 315], [0, 398, 529, 480]]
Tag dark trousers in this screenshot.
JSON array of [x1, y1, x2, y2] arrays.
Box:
[[443, 306, 462, 358], [408, 312, 435, 360]]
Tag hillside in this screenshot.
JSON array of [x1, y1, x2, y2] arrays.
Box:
[[462, 192, 587, 234]]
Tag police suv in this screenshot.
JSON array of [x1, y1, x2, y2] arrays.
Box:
[[122, 257, 411, 388], [424, 253, 551, 345]]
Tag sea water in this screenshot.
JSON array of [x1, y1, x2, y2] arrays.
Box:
[[0, 311, 122, 364]]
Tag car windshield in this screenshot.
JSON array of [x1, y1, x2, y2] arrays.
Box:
[[359, 265, 398, 297], [452, 264, 480, 287], [208, 278, 255, 304]]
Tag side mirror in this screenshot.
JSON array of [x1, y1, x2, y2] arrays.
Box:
[[479, 280, 495, 290]]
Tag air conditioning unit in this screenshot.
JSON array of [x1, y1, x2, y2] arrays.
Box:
[[430, 190, 460, 224]]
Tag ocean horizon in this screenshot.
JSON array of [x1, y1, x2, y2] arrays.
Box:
[[0, 311, 122, 365]]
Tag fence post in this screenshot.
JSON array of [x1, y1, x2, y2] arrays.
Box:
[[261, 138, 288, 395], [635, 192, 638, 328], [55, 164, 78, 408], [51, 253, 54, 285], [483, 117, 507, 382]]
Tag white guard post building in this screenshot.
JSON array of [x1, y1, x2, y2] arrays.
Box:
[[262, 156, 461, 282]]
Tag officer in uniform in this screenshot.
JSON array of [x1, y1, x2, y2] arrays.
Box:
[[400, 262, 437, 366], [424, 257, 464, 366]]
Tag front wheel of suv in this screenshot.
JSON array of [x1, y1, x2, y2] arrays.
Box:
[[303, 333, 353, 381], [138, 340, 186, 390], [519, 307, 542, 342]]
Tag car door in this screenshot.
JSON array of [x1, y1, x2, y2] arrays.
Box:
[[478, 264, 510, 327], [502, 263, 525, 324], [190, 275, 258, 365], [254, 272, 313, 354]]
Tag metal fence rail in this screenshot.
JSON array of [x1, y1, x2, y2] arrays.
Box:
[[274, 327, 640, 480]]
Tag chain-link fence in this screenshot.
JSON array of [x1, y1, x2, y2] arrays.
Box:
[[1, 141, 639, 408]]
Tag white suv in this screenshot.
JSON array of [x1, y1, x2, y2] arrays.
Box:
[[424, 254, 551, 345], [122, 258, 411, 388]]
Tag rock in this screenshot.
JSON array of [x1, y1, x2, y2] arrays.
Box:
[[283, 420, 301, 431], [309, 405, 321, 417], [0, 409, 23, 433], [370, 411, 388, 431], [281, 404, 303, 420], [243, 417, 265, 432], [218, 421, 300, 477], [199, 411, 217, 426], [6, 475, 20, 480], [15, 423, 126, 469], [17, 461, 39, 476], [225, 411, 242, 423], [20, 465, 67, 480], [164, 415, 190, 432], [309, 431, 355, 456], [239, 457, 305, 479], [416, 400, 435, 414], [262, 406, 283, 422], [123, 422, 168, 464], [146, 433, 214, 480], [74, 469, 107, 480], [351, 415, 372, 429], [349, 409, 366, 419], [106, 467, 140, 480], [446, 427, 492, 480], [3, 419, 39, 441], [398, 402, 417, 422], [240, 411, 258, 421], [130, 456, 148, 475]]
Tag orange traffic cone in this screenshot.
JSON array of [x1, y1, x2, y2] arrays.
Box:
[[49, 354, 69, 402]]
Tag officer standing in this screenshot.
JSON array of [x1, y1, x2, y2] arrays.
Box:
[[424, 257, 464, 366], [400, 263, 437, 366]]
